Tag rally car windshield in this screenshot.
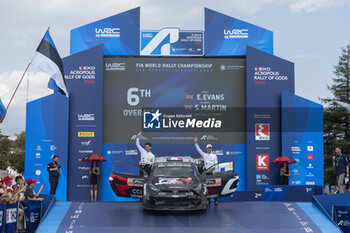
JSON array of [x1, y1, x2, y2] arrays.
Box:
[[152, 166, 197, 178]]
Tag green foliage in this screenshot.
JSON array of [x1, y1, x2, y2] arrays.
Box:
[[10, 131, 25, 174], [0, 130, 25, 174], [322, 44, 350, 185]]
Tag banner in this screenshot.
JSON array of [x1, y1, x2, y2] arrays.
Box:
[[22, 201, 41, 231], [0, 202, 4, 233], [262, 185, 322, 202], [140, 28, 204, 56], [205, 8, 273, 56], [70, 7, 139, 56], [281, 91, 323, 186], [5, 203, 17, 233], [101, 56, 247, 201], [332, 205, 350, 232], [64, 45, 104, 201], [246, 46, 294, 191], [24, 93, 69, 201]]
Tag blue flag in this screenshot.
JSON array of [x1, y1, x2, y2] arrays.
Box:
[[0, 97, 6, 122]]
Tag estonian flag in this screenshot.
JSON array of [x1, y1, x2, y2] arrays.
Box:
[[31, 29, 68, 97]]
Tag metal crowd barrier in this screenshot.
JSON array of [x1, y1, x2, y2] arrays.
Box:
[[0, 195, 55, 233]]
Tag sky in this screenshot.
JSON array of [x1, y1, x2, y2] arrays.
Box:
[[0, 0, 349, 138]]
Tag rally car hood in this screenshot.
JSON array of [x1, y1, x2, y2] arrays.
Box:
[[151, 177, 200, 191]]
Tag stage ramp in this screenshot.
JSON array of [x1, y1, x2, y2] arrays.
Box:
[[37, 201, 340, 233]]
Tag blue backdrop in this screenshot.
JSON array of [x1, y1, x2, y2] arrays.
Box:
[[281, 91, 323, 186], [25, 93, 69, 201], [246, 46, 295, 191], [204, 8, 273, 56], [64, 45, 104, 201], [70, 7, 140, 55]]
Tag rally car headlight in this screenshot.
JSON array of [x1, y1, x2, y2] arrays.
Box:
[[193, 184, 203, 194]]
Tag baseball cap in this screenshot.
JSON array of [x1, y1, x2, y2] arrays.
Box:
[[206, 144, 213, 149], [27, 179, 37, 185], [4, 176, 13, 184]]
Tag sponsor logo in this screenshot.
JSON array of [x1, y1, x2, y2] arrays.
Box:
[[140, 28, 179, 56], [292, 169, 300, 175], [306, 172, 315, 177], [307, 146, 314, 151], [256, 174, 269, 181], [225, 151, 236, 155], [125, 150, 138, 156], [294, 158, 300, 164], [35, 153, 41, 159], [255, 124, 270, 140], [105, 62, 125, 71], [95, 27, 120, 38], [224, 29, 248, 39], [292, 180, 301, 184], [64, 66, 96, 85], [256, 154, 269, 171], [50, 145, 57, 151], [291, 146, 301, 152], [79, 150, 93, 154], [307, 154, 313, 160], [81, 140, 91, 146], [253, 67, 288, 85], [264, 188, 273, 192], [35, 145, 42, 151], [34, 163, 42, 166], [274, 187, 283, 192], [106, 150, 123, 155], [81, 175, 89, 180], [131, 189, 142, 194], [78, 132, 95, 137], [143, 109, 162, 129], [78, 167, 90, 170], [6, 208, 17, 223], [35, 170, 41, 176], [143, 109, 222, 130], [213, 150, 223, 156], [307, 163, 314, 169], [306, 181, 315, 185], [306, 188, 313, 193], [78, 114, 95, 121], [200, 135, 218, 141]]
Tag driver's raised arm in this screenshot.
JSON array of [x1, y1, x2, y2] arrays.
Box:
[[195, 143, 208, 160], [136, 137, 146, 154]]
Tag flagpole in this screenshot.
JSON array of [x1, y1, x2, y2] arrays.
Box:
[[0, 62, 31, 123]]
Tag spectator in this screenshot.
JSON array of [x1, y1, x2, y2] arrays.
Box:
[[332, 147, 350, 193], [4, 175, 14, 192], [13, 176, 26, 231], [24, 179, 43, 201]]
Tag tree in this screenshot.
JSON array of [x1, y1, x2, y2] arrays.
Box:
[[321, 44, 350, 185], [0, 130, 11, 170], [10, 131, 25, 174]]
